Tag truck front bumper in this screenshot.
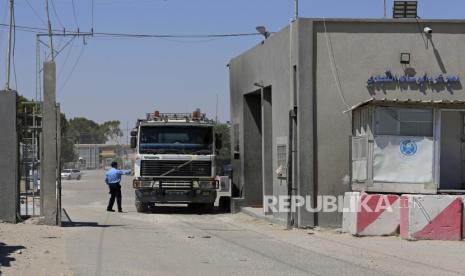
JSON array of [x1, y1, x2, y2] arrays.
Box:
[[135, 188, 217, 204]]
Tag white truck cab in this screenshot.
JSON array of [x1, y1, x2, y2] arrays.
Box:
[[130, 110, 222, 212]]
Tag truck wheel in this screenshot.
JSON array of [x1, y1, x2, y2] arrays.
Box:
[[202, 203, 214, 214], [219, 197, 231, 213], [187, 203, 200, 212], [136, 202, 149, 213]]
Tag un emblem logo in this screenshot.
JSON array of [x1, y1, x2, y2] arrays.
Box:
[[400, 140, 417, 156]]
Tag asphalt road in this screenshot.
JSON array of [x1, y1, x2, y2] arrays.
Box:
[[61, 170, 465, 276]]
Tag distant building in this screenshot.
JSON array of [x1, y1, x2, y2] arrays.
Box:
[[75, 144, 134, 170], [229, 18, 465, 228]]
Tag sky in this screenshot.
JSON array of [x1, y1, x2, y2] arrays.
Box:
[[1, 0, 465, 132]]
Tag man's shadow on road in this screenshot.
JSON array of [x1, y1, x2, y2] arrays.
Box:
[[61, 208, 126, 228], [0, 242, 26, 267], [61, 221, 126, 228]]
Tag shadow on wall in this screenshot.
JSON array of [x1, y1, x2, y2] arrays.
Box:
[[0, 242, 26, 267]]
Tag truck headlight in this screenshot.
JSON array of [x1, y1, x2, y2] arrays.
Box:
[[133, 180, 142, 188], [192, 181, 199, 188], [199, 181, 215, 189]]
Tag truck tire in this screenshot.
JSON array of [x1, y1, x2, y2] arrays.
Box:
[[202, 203, 214, 214], [219, 197, 231, 213], [187, 203, 198, 210], [135, 202, 149, 213]]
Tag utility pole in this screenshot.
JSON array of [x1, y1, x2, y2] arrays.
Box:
[[384, 0, 387, 18], [294, 0, 299, 20], [5, 0, 14, 90], [45, 0, 54, 61], [41, 0, 59, 225], [215, 94, 218, 124]]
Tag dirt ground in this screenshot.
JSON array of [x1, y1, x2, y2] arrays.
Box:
[[0, 219, 72, 276], [2, 212, 465, 276], [2, 169, 465, 276]]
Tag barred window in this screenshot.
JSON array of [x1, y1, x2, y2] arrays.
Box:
[[375, 107, 433, 137]]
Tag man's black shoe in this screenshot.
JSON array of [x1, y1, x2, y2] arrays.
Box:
[[107, 209, 115, 212], [118, 210, 123, 213]]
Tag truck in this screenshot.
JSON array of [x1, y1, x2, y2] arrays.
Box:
[[130, 110, 223, 213]]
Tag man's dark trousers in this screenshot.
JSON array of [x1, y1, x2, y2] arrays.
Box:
[[107, 183, 122, 211]]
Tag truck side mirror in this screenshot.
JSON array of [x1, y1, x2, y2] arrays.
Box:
[[130, 130, 138, 137], [130, 136, 137, 149], [215, 133, 223, 150]]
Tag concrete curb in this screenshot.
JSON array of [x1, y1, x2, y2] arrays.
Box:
[[240, 207, 287, 226]]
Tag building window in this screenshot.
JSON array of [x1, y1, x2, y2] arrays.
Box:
[[276, 144, 287, 179], [375, 107, 433, 137]]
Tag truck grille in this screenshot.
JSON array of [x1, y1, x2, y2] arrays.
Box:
[[140, 160, 212, 177]]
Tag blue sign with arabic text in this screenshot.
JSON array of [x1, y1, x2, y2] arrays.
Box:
[[367, 71, 460, 88]]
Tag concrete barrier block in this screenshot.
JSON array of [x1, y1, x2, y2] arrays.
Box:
[[342, 192, 400, 236], [342, 192, 359, 235], [456, 196, 465, 240], [356, 193, 400, 236], [400, 195, 462, 241]]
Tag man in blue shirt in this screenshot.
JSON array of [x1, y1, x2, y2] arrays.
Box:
[[105, 161, 131, 212]]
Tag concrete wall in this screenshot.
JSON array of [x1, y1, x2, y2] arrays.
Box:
[[0, 91, 18, 223], [230, 18, 465, 227], [230, 25, 298, 224], [309, 19, 465, 226]]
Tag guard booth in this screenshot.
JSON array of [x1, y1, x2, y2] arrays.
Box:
[[350, 98, 465, 194]]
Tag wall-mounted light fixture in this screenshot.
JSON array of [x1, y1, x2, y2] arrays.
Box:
[[400, 53, 411, 64], [256, 26, 270, 39]]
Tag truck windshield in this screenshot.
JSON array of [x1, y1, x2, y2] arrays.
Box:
[[139, 126, 213, 154]]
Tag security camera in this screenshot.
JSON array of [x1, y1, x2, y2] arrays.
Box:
[[423, 27, 433, 34]]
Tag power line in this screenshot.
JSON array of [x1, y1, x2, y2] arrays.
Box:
[[0, 0, 8, 57], [24, 0, 47, 25], [57, 37, 76, 81], [71, 0, 79, 28], [55, 35, 77, 58], [93, 31, 260, 38], [91, 0, 94, 29], [93, 0, 168, 5], [59, 44, 86, 92], [0, 23, 261, 38], [50, 0, 65, 29]]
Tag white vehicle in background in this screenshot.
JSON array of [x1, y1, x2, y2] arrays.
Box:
[[61, 169, 82, 180]]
